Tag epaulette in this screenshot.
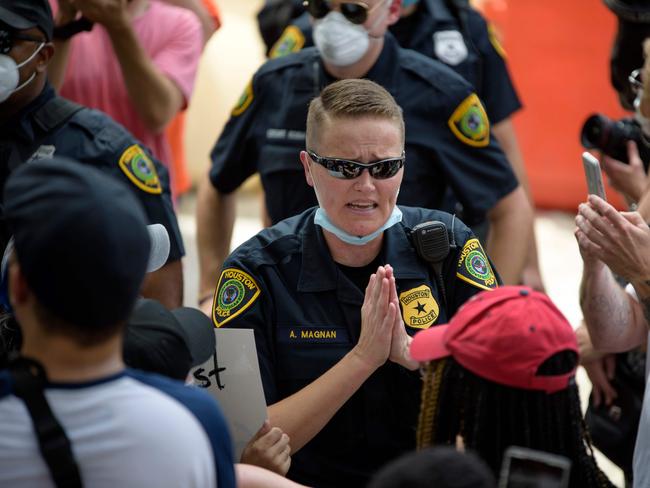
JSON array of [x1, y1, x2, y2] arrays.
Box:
[[231, 210, 313, 268], [255, 47, 319, 80], [66, 108, 131, 150]]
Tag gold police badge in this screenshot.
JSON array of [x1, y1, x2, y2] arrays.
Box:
[[213, 268, 261, 327], [118, 145, 162, 194], [399, 285, 439, 330], [447, 93, 490, 147]]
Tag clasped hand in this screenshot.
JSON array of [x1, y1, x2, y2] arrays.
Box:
[[354, 265, 418, 371]]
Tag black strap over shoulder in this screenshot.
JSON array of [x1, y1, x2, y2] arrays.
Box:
[[7, 96, 83, 173], [0, 96, 85, 275], [32, 97, 84, 135], [8, 356, 83, 488]]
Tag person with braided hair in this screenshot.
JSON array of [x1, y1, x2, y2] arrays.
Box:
[[410, 286, 615, 488]]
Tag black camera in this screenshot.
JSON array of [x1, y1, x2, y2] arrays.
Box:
[[580, 114, 650, 170]]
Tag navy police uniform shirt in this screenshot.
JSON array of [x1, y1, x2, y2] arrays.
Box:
[[210, 33, 518, 226], [211, 206, 499, 487], [0, 84, 184, 261], [271, 0, 521, 124]]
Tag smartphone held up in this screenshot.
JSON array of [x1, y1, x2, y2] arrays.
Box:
[[582, 152, 607, 201]]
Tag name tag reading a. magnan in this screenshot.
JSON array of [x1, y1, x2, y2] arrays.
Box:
[[278, 327, 350, 344]]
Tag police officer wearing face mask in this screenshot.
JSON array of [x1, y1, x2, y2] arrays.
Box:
[[267, 0, 545, 291], [196, 0, 532, 312], [271, 0, 519, 122], [0, 0, 184, 309]]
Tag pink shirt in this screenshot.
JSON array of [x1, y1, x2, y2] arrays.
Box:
[[57, 1, 203, 167]]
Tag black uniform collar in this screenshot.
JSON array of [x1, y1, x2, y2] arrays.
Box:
[[364, 32, 400, 94], [1, 83, 56, 143], [298, 212, 339, 292], [298, 207, 427, 292]]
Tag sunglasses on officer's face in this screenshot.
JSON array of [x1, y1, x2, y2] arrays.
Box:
[[0, 29, 45, 55], [307, 150, 405, 179], [303, 0, 385, 25]]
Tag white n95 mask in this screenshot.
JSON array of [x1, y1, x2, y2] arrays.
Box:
[[313, 11, 370, 67], [313, 1, 390, 67], [0, 42, 44, 104]]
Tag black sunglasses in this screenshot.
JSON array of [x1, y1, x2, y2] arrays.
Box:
[[307, 150, 405, 179], [0, 29, 45, 55], [303, 0, 384, 25]]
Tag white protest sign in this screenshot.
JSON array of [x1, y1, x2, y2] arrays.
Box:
[[190, 328, 267, 459]]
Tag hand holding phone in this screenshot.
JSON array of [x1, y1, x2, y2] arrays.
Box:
[[582, 152, 607, 201]]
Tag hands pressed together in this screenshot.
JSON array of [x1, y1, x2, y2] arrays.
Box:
[[353, 265, 419, 372]]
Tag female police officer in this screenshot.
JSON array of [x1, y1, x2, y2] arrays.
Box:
[[211, 79, 497, 487]]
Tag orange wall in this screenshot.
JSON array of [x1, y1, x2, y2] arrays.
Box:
[[480, 0, 627, 210]]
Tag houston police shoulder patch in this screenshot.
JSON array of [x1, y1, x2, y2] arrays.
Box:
[[231, 80, 254, 117], [399, 285, 440, 330], [456, 238, 497, 291], [447, 93, 490, 147], [270, 25, 305, 59], [213, 268, 261, 327], [487, 23, 507, 59], [118, 145, 162, 194]]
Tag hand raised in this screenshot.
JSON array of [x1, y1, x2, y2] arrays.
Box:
[[384, 265, 418, 371], [353, 266, 395, 371]]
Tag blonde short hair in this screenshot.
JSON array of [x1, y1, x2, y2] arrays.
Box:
[[306, 79, 405, 150]]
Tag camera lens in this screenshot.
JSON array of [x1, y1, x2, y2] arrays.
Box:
[[580, 114, 611, 150]]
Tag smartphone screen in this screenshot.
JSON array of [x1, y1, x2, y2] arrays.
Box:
[[499, 447, 571, 488], [505, 457, 569, 488]]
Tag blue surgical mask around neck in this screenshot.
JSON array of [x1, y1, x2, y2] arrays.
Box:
[[401, 0, 421, 8], [314, 206, 403, 246]]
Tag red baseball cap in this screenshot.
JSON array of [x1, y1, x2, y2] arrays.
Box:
[[410, 286, 578, 393]]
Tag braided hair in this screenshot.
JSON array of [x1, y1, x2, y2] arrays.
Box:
[[417, 351, 614, 488]]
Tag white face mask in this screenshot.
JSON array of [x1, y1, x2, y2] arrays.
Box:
[[313, 1, 390, 67], [310, 165, 403, 245], [315, 205, 403, 245], [0, 42, 44, 104]]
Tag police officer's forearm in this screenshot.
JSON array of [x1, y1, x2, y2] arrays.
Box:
[[140, 260, 183, 309], [197, 178, 235, 306], [492, 119, 531, 196], [579, 260, 645, 352], [267, 350, 377, 454], [485, 187, 532, 285], [492, 120, 544, 289], [104, 20, 183, 133]]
